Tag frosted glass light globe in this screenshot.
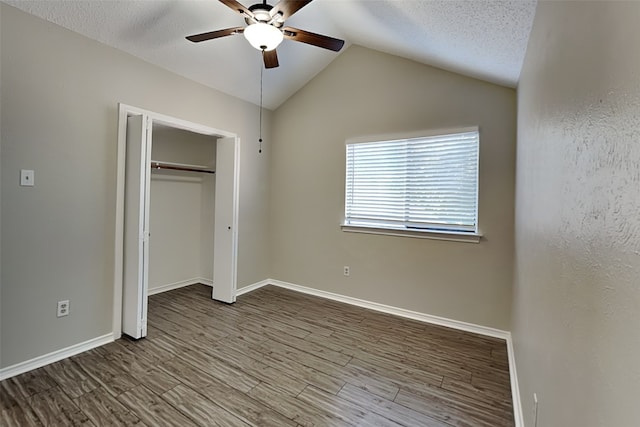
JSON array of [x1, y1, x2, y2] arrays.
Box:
[[244, 23, 284, 51]]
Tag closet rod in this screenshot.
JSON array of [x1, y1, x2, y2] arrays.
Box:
[[150, 161, 215, 174]]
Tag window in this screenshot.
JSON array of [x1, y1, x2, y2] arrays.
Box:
[[344, 129, 480, 240]]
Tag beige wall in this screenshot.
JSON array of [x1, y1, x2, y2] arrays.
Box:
[[0, 4, 271, 368], [151, 126, 216, 167], [271, 46, 516, 330], [513, 1, 640, 426], [148, 127, 216, 292], [149, 174, 203, 290]]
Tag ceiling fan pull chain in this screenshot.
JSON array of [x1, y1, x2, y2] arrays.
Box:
[[259, 50, 264, 154]]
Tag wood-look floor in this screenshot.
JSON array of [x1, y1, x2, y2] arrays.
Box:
[[1, 284, 515, 426]]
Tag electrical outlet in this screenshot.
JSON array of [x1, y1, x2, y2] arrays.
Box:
[[57, 300, 70, 317], [20, 169, 35, 187], [533, 393, 539, 427], [343, 266, 350, 276]]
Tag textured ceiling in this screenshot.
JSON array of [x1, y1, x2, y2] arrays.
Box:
[[4, 0, 537, 110]]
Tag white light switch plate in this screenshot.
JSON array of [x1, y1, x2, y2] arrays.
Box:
[[20, 170, 35, 186]]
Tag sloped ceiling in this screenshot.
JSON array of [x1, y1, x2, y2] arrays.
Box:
[[3, 0, 537, 110]]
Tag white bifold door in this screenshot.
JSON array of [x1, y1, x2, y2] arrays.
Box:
[[122, 114, 239, 340], [123, 114, 152, 339], [212, 136, 239, 304]]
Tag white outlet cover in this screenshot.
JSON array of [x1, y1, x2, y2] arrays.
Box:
[[57, 300, 70, 317], [20, 169, 35, 186]]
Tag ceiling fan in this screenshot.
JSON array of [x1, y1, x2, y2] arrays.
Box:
[[186, 0, 345, 69]]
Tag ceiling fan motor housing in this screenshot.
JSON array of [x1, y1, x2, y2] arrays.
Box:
[[245, 2, 284, 28]]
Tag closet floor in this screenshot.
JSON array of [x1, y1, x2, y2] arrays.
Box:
[[1, 284, 515, 426]]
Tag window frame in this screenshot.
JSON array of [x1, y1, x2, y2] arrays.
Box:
[[341, 127, 482, 243]]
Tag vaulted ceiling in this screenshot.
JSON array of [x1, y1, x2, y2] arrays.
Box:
[[4, 0, 537, 109]]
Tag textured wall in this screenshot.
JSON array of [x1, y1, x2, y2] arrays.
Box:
[[271, 46, 516, 330], [513, 1, 640, 426], [0, 4, 271, 368]]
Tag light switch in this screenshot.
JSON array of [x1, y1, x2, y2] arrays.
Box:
[[20, 169, 35, 187]]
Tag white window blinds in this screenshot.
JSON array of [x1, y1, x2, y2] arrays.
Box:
[[345, 130, 479, 233]]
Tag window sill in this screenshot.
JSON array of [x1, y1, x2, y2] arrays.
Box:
[[340, 224, 482, 243]]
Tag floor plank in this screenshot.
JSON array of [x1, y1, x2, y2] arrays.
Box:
[[74, 387, 143, 427], [0, 284, 515, 426], [0, 398, 43, 427], [117, 385, 197, 427], [0, 369, 57, 405], [42, 359, 100, 400], [70, 350, 138, 397], [297, 385, 402, 427], [196, 380, 298, 427], [29, 386, 94, 426], [171, 346, 261, 393], [248, 381, 345, 427], [337, 383, 449, 427], [161, 384, 251, 427]]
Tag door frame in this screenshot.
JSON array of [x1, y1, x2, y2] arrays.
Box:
[[113, 103, 240, 339]]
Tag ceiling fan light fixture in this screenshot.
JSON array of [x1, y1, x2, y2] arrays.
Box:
[[244, 22, 283, 51]]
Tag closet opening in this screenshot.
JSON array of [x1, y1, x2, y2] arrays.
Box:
[[147, 124, 216, 301], [114, 104, 240, 340]]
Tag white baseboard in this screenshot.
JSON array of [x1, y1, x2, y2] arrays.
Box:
[[236, 279, 271, 296], [199, 278, 213, 287], [236, 277, 522, 427], [148, 277, 213, 296], [0, 333, 114, 381], [506, 333, 524, 427]]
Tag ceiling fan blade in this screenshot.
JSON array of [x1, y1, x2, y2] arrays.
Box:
[[283, 27, 345, 52], [186, 27, 245, 43], [263, 49, 279, 68], [218, 0, 254, 18], [270, 0, 313, 21]]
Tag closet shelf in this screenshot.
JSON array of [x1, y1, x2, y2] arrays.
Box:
[[150, 160, 215, 174]]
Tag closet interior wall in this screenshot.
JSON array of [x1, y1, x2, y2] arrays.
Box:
[[149, 125, 216, 294]]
